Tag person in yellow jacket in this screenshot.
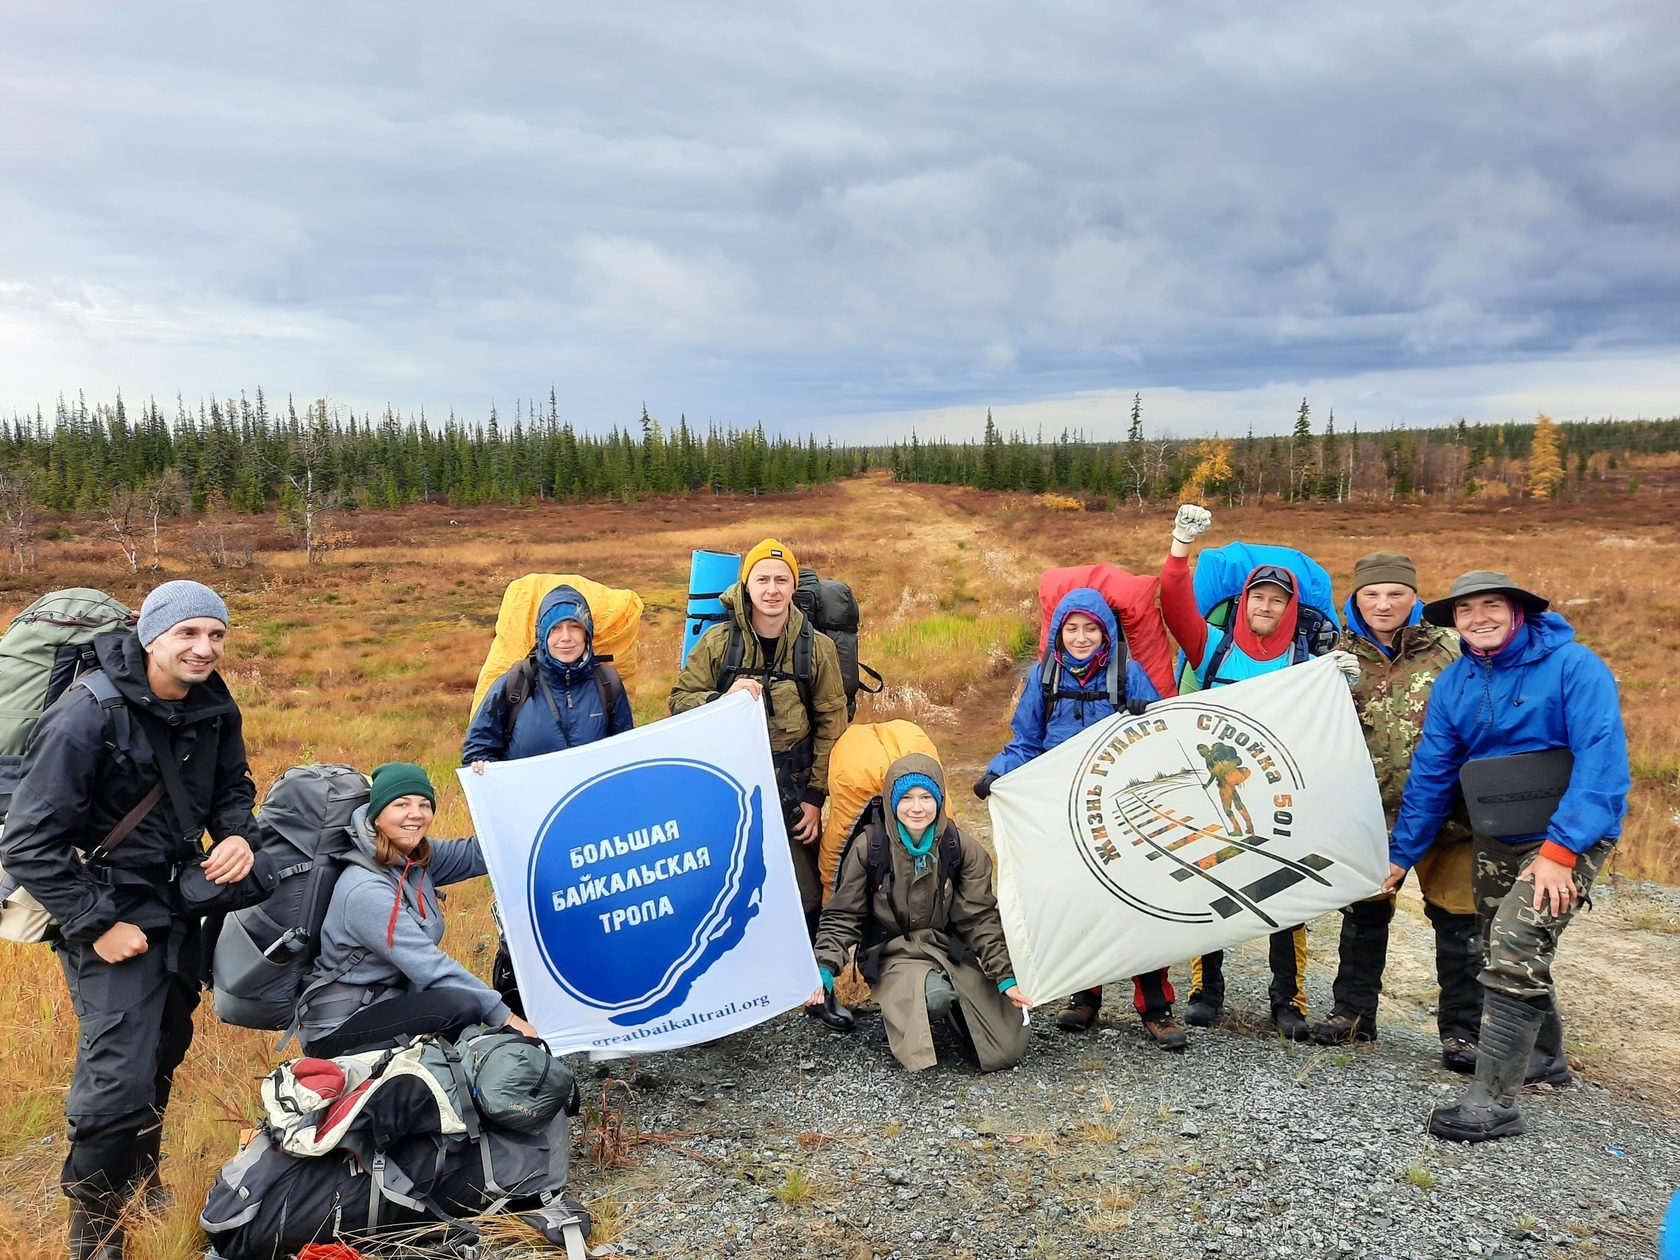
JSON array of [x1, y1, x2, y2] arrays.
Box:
[[670, 539, 849, 936]]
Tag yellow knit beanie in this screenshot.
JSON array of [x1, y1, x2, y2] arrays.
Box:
[[740, 538, 798, 583]]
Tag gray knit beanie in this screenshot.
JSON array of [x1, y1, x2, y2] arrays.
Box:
[[136, 580, 229, 647]]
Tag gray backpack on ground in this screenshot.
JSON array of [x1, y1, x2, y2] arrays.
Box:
[[211, 764, 370, 1032]]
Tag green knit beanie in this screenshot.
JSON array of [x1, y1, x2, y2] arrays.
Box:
[[368, 762, 437, 821]]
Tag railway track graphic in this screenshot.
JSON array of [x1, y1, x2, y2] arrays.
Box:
[[1101, 769, 1335, 927]]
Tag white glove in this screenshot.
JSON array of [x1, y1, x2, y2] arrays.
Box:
[[1172, 504, 1213, 545], [1327, 649, 1360, 688]]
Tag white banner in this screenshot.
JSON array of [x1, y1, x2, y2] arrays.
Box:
[[458, 692, 819, 1054], [990, 656, 1388, 1002]]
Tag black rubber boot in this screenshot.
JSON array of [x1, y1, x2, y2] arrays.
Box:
[[1525, 1001, 1573, 1087], [1426, 903, 1482, 1070], [1271, 1004, 1311, 1042], [68, 1203, 125, 1260], [1427, 991, 1544, 1143], [1310, 899, 1392, 1043], [1186, 954, 1224, 1027]]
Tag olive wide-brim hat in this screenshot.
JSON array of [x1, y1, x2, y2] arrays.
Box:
[[1422, 570, 1550, 627]]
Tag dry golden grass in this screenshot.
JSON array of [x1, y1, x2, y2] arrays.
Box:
[[0, 471, 1675, 1253]]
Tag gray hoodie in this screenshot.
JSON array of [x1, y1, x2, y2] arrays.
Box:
[[296, 803, 510, 1047]]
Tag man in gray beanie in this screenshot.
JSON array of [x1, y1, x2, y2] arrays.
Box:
[[1, 578, 256, 1259]]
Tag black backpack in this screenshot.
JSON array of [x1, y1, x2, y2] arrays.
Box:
[[211, 764, 372, 1034], [717, 567, 883, 724], [499, 653, 627, 745], [835, 799, 966, 984]]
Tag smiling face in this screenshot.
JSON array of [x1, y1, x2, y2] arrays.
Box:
[[374, 794, 435, 858], [546, 618, 587, 664], [1059, 611, 1106, 661], [895, 786, 939, 835], [144, 616, 227, 699], [1356, 582, 1418, 641], [1243, 583, 1291, 638], [1452, 593, 1514, 652], [745, 559, 796, 621]]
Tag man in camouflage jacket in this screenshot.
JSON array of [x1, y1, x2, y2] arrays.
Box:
[[1309, 553, 1483, 1072]]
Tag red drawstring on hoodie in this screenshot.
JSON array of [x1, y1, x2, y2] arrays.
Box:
[[387, 857, 428, 948]]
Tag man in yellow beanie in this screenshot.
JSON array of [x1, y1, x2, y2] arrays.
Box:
[[669, 539, 849, 937]]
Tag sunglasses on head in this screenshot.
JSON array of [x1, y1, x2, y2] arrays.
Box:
[[1246, 565, 1296, 593]]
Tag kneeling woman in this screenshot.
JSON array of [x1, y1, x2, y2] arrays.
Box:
[[810, 754, 1032, 1072], [297, 762, 538, 1057]]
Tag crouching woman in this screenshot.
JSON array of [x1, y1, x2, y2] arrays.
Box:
[[809, 754, 1032, 1072], [296, 762, 538, 1057]]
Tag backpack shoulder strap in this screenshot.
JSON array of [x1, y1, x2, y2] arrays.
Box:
[[861, 803, 891, 900], [792, 619, 816, 720], [593, 663, 626, 728], [936, 820, 965, 890], [716, 623, 748, 695], [501, 656, 537, 743]]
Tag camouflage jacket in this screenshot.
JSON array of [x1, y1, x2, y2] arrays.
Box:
[[1341, 622, 1470, 841]]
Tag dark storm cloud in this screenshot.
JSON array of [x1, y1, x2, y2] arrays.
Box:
[[0, 1, 1674, 437]]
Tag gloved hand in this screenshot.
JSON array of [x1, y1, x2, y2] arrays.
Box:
[[1327, 649, 1361, 688], [1125, 696, 1150, 717], [1172, 504, 1213, 544], [973, 771, 999, 800]]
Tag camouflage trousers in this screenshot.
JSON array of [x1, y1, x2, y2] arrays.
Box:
[[1473, 833, 1613, 1002]]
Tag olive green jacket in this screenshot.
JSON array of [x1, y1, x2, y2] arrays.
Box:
[[668, 584, 849, 798]]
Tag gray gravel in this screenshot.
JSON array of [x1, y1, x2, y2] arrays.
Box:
[[560, 956, 1679, 1260]]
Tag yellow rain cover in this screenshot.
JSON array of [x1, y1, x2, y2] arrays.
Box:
[[817, 720, 944, 903], [470, 574, 643, 717]]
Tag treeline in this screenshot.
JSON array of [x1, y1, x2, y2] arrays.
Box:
[[0, 390, 867, 517], [879, 400, 1680, 504]]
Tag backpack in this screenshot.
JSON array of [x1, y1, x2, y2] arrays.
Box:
[[199, 1125, 569, 1260], [717, 566, 883, 724], [1175, 543, 1341, 693], [498, 653, 627, 745], [1036, 564, 1177, 699], [211, 764, 371, 1033], [817, 720, 942, 902], [836, 799, 966, 984], [0, 588, 136, 819]]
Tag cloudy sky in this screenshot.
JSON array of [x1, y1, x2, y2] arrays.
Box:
[[1, 3, 1675, 441]]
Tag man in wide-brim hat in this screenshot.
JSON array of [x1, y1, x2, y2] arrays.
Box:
[[1382, 569, 1629, 1143]]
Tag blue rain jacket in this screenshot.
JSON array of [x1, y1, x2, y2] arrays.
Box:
[[988, 588, 1162, 777], [1390, 611, 1628, 868]]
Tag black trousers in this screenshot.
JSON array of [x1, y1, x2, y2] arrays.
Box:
[[56, 923, 199, 1207], [304, 988, 489, 1059]]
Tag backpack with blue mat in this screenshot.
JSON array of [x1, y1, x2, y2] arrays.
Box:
[[1175, 542, 1340, 693]]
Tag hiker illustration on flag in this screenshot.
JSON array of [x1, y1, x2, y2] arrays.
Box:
[[1198, 740, 1254, 836]]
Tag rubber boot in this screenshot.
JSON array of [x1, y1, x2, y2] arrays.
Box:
[[1426, 903, 1482, 1073], [1310, 898, 1391, 1043], [68, 1203, 124, 1260], [1525, 1002, 1573, 1087], [1186, 954, 1224, 1027], [1427, 991, 1544, 1143]]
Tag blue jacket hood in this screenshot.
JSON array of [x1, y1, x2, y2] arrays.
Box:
[[536, 584, 597, 678], [1048, 587, 1121, 661]]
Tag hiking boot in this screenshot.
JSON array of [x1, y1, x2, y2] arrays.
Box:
[[1308, 1010, 1377, 1045], [1427, 992, 1543, 1143], [1141, 1013, 1188, 1052], [1055, 992, 1101, 1033], [1441, 1037, 1478, 1075], [1184, 990, 1222, 1028], [1271, 1005, 1311, 1042]]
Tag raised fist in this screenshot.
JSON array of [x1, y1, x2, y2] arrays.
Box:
[[1172, 504, 1213, 545]]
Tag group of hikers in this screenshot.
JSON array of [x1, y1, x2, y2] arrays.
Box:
[[0, 501, 1630, 1258]]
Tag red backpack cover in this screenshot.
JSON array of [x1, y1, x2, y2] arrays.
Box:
[[1036, 563, 1177, 699]]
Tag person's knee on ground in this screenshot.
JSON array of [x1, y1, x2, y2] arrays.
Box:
[[924, 969, 957, 1023]]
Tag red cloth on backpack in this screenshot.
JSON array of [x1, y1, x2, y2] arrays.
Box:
[[1037, 563, 1177, 698]]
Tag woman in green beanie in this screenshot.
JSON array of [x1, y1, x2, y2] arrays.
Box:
[[295, 762, 538, 1057]]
